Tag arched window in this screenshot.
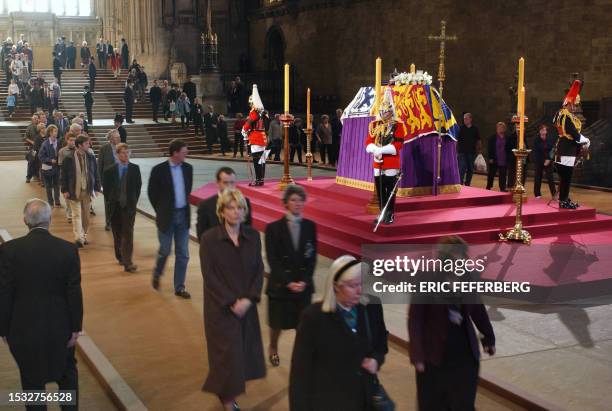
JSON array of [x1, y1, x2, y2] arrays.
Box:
[[1, 0, 92, 16]]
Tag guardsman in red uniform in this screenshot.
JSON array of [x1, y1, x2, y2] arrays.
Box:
[[242, 84, 268, 186], [553, 79, 591, 209], [365, 87, 407, 224]]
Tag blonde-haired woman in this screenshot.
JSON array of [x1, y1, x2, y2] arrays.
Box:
[[199, 189, 266, 411], [289, 255, 389, 411]]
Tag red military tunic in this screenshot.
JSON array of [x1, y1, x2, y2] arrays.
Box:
[[242, 109, 267, 147], [364, 120, 407, 170]]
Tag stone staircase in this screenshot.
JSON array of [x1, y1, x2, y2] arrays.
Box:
[[0, 68, 236, 159], [0, 69, 153, 121]]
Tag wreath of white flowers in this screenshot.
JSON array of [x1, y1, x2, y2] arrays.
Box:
[[392, 70, 433, 85]]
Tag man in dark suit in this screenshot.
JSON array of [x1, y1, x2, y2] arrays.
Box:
[[196, 167, 252, 240], [52, 51, 62, 85], [124, 81, 135, 123], [83, 85, 94, 127], [182, 76, 197, 104], [120, 38, 129, 69], [104, 143, 142, 272], [99, 129, 120, 231], [88, 56, 97, 92], [0, 199, 83, 407], [147, 139, 193, 298], [203, 105, 218, 154], [114, 114, 127, 143], [149, 79, 162, 122], [66, 40, 76, 69]]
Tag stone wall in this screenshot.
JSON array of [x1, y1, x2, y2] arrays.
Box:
[[247, 0, 612, 134]]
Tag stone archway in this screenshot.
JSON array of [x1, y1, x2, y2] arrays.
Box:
[[264, 25, 285, 72]]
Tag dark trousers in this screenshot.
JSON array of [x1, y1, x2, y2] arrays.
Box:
[[205, 129, 216, 153], [219, 134, 229, 154], [180, 115, 189, 129], [534, 161, 556, 197], [252, 151, 265, 182], [152, 102, 159, 121], [19, 347, 78, 411], [86, 106, 93, 127], [457, 152, 476, 186], [67, 58, 75, 69], [111, 205, 136, 266], [194, 122, 203, 137], [233, 133, 244, 157], [26, 158, 37, 180], [270, 139, 281, 161], [97, 53, 105, 68], [125, 103, 133, 122], [556, 163, 574, 202], [416, 361, 479, 411], [103, 193, 112, 226], [329, 142, 339, 166], [320, 143, 331, 164], [290, 144, 303, 163], [89, 78, 95, 92], [374, 174, 398, 217], [43, 170, 61, 205], [486, 164, 507, 191]]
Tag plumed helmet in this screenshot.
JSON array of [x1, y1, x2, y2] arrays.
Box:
[[249, 84, 264, 111], [563, 79, 583, 107], [378, 86, 397, 121]]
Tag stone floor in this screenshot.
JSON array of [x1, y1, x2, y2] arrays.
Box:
[[1, 157, 612, 410]]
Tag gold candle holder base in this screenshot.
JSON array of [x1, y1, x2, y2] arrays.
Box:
[[278, 113, 295, 191], [304, 127, 313, 181], [499, 148, 532, 245]]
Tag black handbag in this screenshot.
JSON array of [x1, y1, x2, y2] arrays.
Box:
[[363, 307, 395, 411]]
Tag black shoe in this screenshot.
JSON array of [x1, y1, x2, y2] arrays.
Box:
[[248, 181, 258, 187], [232, 401, 240, 411], [257, 180, 264, 186], [124, 264, 138, 273], [567, 198, 580, 208], [175, 288, 191, 299], [26, 178, 31, 183], [269, 353, 280, 367], [385, 213, 394, 224], [84, 239, 89, 245], [75, 240, 84, 248], [105, 223, 111, 231], [152, 275, 160, 290], [559, 200, 577, 209]]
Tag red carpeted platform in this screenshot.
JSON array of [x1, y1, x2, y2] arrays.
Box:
[[190, 177, 612, 300]]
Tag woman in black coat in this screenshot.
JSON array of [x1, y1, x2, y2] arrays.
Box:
[[289, 255, 389, 411], [265, 185, 316, 366]]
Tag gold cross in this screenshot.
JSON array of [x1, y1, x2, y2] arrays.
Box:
[[428, 20, 457, 97]]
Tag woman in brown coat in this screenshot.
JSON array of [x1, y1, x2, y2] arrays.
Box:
[[200, 188, 266, 411]]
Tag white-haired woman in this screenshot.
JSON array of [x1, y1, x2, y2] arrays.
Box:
[[289, 255, 389, 411], [200, 189, 266, 411], [80, 41, 90, 68]]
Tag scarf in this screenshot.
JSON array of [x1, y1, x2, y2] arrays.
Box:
[[74, 150, 89, 198]]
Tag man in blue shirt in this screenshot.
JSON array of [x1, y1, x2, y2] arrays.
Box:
[[147, 140, 193, 298]]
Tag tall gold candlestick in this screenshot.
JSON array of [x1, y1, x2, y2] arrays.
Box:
[[305, 88, 313, 181], [518, 86, 525, 150], [500, 58, 531, 244], [284, 63, 290, 113]]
